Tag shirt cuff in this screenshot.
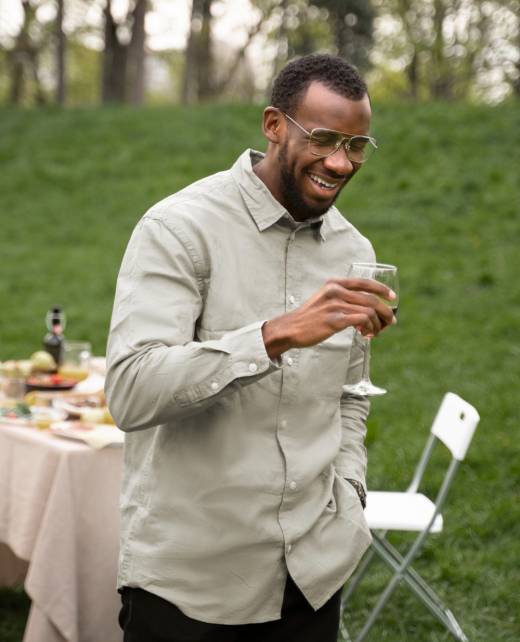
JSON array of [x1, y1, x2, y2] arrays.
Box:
[[219, 320, 282, 379]]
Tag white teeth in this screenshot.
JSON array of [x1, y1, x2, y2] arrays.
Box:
[[309, 173, 336, 189]]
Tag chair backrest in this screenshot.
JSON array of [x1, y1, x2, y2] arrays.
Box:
[[431, 392, 480, 461]]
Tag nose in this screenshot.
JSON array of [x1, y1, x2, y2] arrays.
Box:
[[322, 145, 354, 176]]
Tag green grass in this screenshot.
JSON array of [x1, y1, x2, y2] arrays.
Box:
[[1, 101, 519, 641]]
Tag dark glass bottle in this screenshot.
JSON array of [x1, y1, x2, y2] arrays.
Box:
[[43, 306, 66, 370]]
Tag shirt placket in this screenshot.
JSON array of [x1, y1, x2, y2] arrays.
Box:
[[276, 223, 305, 558]]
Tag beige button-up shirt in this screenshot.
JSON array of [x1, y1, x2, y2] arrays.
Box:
[[105, 149, 374, 624]]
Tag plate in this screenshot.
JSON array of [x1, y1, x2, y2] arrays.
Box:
[[26, 375, 77, 392], [50, 421, 124, 449], [0, 405, 66, 428]]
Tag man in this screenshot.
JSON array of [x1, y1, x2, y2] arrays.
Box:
[[106, 53, 396, 642]]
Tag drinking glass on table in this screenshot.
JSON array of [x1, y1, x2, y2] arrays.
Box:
[[342, 262, 399, 397], [59, 341, 92, 382]]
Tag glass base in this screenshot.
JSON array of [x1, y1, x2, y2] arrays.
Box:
[[342, 380, 387, 397]]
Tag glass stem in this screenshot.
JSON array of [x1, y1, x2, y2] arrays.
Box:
[[360, 336, 371, 383]]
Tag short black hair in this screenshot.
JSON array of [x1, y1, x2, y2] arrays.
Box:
[[270, 54, 368, 116]]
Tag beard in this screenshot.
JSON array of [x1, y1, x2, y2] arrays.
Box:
[[278, 142, 342, 221]]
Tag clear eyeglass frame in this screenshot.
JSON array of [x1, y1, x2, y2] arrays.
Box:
[[282, 112, 378, 164]]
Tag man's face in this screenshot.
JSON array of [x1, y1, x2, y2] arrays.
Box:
[[275, 82, 372, 221]]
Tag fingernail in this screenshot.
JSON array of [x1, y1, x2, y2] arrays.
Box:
[[392, 315, 398, 325], [389, 290, 397, 300]]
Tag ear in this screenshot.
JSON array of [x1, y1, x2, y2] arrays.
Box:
[[262, 107, 284, 144]]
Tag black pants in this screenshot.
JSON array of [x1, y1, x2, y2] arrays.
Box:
[[118, 574, 342, 642]]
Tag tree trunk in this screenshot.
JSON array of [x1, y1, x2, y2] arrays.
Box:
[[102, 0, 127, 103], [7, 0, 31, 105], [513, 20, 520, 97], [182, 0, 214, 103], [430, 0, 453, 99], [181, 0, 199, 104], [196, 0, 213, 101], [406, 49, 419, 99], [126, 0, 147, 104], [8, 50, 25, 105], [28, 48, 46, 105], [56, 0, 66, 105]]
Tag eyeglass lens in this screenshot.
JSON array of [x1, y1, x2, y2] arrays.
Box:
[[309, 129, 375, 162]]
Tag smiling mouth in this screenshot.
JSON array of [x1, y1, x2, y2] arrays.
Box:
[[308, 172, 342, 191]]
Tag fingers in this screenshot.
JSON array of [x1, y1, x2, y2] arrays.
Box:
[[334, 277, 396, 301], [330, 302, 383, 336], [324, 279, 395, 328]]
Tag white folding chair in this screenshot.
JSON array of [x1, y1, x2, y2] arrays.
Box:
[[340, 392, 480, 642]]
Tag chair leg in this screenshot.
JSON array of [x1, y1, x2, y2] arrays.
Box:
[[371, 534, 469, 642], [353, 571, 402, 642], [375, 534, 445, 607], [343, 545, 378, 605], [401, 566, 468, 641], [338, 615, 353, 642]]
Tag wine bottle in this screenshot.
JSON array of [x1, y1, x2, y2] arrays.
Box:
[[43, 306, 66, 370]]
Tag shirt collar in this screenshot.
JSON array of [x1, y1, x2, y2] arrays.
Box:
[[231, 149, 328, 241]]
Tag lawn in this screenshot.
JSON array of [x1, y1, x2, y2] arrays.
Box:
[[0, 101, 519, 641]]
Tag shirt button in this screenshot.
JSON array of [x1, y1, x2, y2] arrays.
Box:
[[248, 362, 258, 373], [286, 544, 292, 554], [288, 295, 296, 305], [210, 382, 218, 391], [289, 481, 297, 490], [280, 420, 287, 428], [286, 357, 293, 366]]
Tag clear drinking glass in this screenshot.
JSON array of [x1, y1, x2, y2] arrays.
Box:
[[342, 262, 399, 397], [59, 341, 92, 382]]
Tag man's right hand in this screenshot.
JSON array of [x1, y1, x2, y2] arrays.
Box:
[[262, 278, 397, 360]]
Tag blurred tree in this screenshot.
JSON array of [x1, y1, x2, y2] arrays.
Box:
[[181, 0, 214, 103], [268, 0, 334, 78], [66, 39, 100, 105], [488, 0, 520, 99], [373, 0, 520, 101], [56, 0, 66, 104], [101, 0, 149, 104], [5, 0, 48, 105], [212, 0, 278, 97], [265, 0, 375, 93], [313, 0, 374, 71]]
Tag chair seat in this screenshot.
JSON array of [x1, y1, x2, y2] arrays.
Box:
[[365, 491, 444, 533]]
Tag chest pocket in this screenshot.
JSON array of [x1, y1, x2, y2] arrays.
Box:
[[310, 327, 355, 392]]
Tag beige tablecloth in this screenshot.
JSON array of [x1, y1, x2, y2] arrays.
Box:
[[0, 423, 123, 642]]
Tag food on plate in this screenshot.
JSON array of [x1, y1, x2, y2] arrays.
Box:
[[52, 393, 115, 425], [57, 364, 89, 383], [0, 402, 32, 420], [30, 350, 57, 373], [0, 360, 32, 378], [0, 403, 64, 429], [25, 373, 77, 391], [79, 407, 115, 425]]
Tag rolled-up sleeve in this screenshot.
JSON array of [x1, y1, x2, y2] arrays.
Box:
[[105, 215, 279, 431]]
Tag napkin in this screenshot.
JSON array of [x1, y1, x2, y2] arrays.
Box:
[[80, 425, 125, 449]]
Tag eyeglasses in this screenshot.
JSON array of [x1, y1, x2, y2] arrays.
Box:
[[282, 112, 377, 164]]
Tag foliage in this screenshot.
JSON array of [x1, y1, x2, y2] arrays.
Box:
[[0, 102, 519, 641], [372, 0, 520, 102], [312, 0, 375, 70], [66, 40, 101, 105]]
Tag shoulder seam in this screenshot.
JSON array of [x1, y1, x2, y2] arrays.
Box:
[[140, 216, 207, 294]]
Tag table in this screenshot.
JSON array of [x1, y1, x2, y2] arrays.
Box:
[[0, 422, 123, 642]]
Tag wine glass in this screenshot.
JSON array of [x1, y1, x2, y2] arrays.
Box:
[[59, 341, 92, 383], [342, 262, 399, 397]]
